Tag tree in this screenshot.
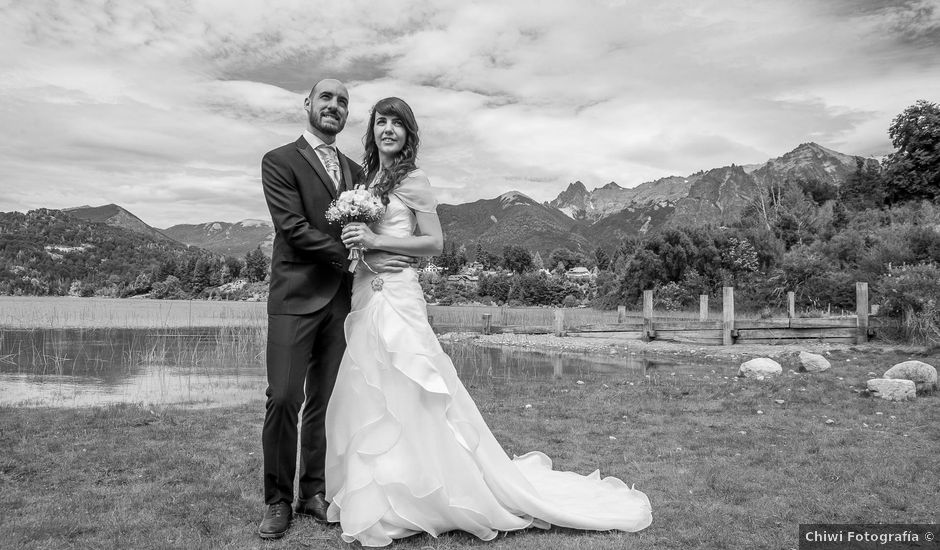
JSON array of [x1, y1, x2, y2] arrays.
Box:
[[883, 99, 940, 204], [224, 255, 243, 280], [839, 158, 886, 211], [191, 256, 212, 293], [435, 241, 468, 273], [548, 247, 585, 270], [244, 247, 269, 283], [719, 236, 760, 284], [531, 250, 545, 271], [501, 245, 533, 273], [470, 243, 501, 270], [151, 275, 184, 299], [593, 247, 611, 271], [772, 181, 825, 247], [653, 228, 697, 281], [619, 248, 666, 303], [796, 177, 838, 206], [130, 272, 152, 294], [473, 242, 487, 264]]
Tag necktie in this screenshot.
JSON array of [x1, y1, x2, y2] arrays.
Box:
[[318, 145, 341, 190]]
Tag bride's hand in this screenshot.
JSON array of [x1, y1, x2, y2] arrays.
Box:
[[341, 222, 378, 249]]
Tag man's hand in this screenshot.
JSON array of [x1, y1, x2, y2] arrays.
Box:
[[363, 250, 418, 273]]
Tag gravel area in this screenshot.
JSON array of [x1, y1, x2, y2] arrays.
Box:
[[439, 331, 928, 364]]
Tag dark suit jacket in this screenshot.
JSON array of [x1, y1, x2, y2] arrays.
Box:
[[262, 136, 363, 315]]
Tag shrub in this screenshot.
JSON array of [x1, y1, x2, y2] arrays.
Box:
[[878, 262, 940, 344], [654, 281, 688, 311]]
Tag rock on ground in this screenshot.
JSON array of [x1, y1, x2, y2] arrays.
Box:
[[798, 351, 831, 373], [883, 360, 938, 392], [738, 358, 782, 378], [866, 378, 916, 401]]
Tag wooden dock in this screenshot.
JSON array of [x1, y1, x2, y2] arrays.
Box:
[[429, 283, 876, 346]]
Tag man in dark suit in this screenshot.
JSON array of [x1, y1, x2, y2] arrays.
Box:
[[257, 78, 409, 539]]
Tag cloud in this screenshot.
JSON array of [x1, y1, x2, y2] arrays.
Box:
[[0, 0, 937, 225]]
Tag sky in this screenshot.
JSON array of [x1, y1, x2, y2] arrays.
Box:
[[1, 0, 938, 228]]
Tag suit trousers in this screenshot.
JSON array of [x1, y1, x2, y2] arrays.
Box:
[[262, 287, 350, 505]]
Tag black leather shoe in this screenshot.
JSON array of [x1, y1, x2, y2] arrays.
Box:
[[295, 493, 329, 523], [258, 501, 292, 539]]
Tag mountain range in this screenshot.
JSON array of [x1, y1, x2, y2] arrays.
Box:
[[161, 220, 275, 257], [60, 142, 878, 259]]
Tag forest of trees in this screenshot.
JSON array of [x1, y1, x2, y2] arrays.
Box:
[[0, 209, 270, 300]]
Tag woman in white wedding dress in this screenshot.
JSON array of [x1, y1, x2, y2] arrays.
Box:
[[327, 97, 651, 547]]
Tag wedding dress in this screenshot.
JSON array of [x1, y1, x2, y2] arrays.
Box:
[[324, 171, 651, 546]]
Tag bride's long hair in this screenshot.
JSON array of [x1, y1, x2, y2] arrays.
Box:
[[360, 97, 420, 205]]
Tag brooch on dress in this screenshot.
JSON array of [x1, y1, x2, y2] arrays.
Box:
[[371, 277, 385, 292]]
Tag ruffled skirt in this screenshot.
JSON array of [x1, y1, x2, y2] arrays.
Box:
[[324, 269, 651, 546]]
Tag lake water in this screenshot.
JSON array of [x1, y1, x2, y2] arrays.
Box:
[[0, 328, 726, 408]]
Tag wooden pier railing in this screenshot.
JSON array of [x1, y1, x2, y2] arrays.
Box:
[[429, 283, 876, 346]]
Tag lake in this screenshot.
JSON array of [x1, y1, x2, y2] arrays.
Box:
[[0, 327, 729, 408]]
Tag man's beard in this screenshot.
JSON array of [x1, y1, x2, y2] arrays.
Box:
[[311, 110, 345, 136]]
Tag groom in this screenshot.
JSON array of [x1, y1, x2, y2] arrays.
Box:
[[258, 78, 410, 539]]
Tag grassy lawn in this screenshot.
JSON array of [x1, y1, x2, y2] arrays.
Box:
[[1, 348, 937, 549]]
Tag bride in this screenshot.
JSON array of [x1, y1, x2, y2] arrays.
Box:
[[328, 97, 652, 547]]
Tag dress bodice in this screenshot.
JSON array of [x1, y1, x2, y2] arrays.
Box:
[[371, 193, 417, 239], [368, 169, 438, 239]]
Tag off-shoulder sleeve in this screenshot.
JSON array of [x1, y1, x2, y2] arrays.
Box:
[[393, 170, 438, 213]]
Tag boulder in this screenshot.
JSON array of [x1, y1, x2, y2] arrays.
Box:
[[866, 379, 916, 401], [883, 360, 937, 392], [738, 358, 782, 378], [798, 351, 831, 373]]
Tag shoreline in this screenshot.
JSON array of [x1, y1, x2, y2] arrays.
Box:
[[443, 331, 939, 365]]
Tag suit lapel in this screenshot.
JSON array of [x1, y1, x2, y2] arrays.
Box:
[[338, 153, 355, 192], [295, 137, 337, 200]]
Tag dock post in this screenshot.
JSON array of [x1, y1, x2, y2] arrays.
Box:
[[722, 286, 735, 346], [643, 290, 654, 341], [856, 282, 869, 344]]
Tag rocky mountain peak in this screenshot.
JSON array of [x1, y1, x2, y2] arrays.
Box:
[[548, 182, 591, 219], [64, 204, 175, 243], [497, 190, 535, 209], [236, 219, 273, 228], [566, 181, 588, 194], [756, 142, 878, 188]]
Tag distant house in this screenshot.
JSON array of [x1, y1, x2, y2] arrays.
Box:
[[565, 266, 593, 281], [447, 274, 479, 284], [463, 262, 484, 275], [422, 261, 443, 275]]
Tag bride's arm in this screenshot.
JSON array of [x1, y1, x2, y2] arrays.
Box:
[[341, 213, 443, 257]]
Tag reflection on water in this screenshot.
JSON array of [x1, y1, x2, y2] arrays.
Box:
[[0, 327, 266, 408], [0, 328, 722, 408]]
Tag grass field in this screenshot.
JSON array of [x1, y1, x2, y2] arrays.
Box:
[[0, 296, 268, 328], [1, 347, 937, 549], [0, 296, 636, 330]]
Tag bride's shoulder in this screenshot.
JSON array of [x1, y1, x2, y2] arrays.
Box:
[[394, 169, 437, 213], [403, 168, 430, 183]]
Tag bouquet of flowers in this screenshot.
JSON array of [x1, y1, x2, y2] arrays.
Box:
[[325, 188, 385, 272]]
